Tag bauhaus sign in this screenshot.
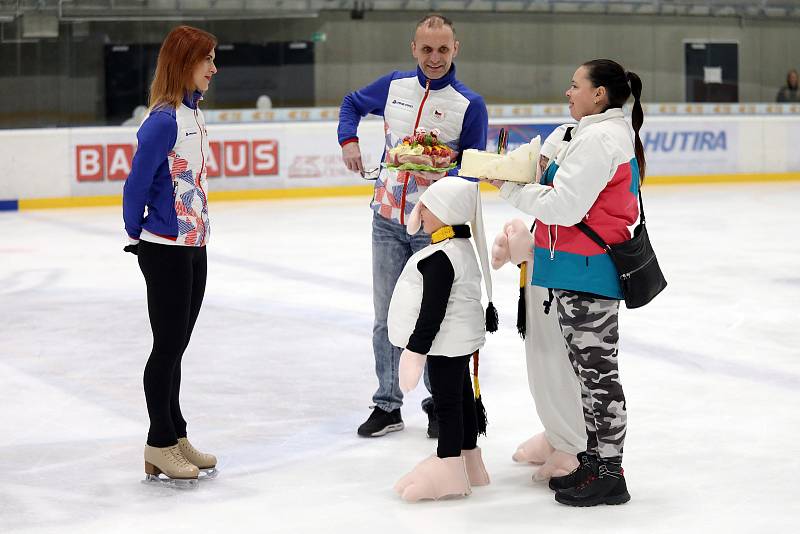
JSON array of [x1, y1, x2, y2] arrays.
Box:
[[75, 139, 279, 182]]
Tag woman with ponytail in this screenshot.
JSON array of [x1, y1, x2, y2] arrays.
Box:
[[489, 59, 643, 507]]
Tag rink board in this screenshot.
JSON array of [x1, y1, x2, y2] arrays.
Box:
[[1, 115, 800, 210]]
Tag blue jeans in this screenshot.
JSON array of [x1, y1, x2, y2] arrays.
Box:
[[371, 211, 433, 413]]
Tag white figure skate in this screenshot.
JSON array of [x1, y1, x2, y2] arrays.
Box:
[[142, 444, 199, 489], [178, 437, 218, 480]]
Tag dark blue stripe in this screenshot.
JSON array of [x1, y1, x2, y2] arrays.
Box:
[[0, 199, 19, 211]]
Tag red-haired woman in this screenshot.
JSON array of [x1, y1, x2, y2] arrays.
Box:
[[123, 25, 218, 487]]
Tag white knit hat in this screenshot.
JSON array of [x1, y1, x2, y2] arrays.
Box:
[[406, 176, 498, 332]]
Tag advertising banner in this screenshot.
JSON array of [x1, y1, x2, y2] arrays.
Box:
[[639, 120, 739, 176], [67, 121, 387, 196], [488, 119, 741, 177], [1, 115, 797, 202], [487, 123, 562, 153]]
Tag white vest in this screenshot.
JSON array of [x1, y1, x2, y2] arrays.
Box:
[[141, 102, 211, 247], [388, 238, 486, 357], [382, 77, 471, 152], [373, 76, 473, 222]]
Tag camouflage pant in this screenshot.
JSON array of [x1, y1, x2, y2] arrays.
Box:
[[554, 290, 626, 462]]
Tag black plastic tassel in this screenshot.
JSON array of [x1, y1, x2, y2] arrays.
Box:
[[475, 395, 488, 436], [517, 238, 532, 339], [485, 301, 498, 333], [472, 352, 487, 436], [517, 284, 526, 338]]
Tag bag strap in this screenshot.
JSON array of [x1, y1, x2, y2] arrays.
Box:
[[577, 187, 645, 249], [575, 221, 611, 251], [636, 188, 646, 225], [577, 187, 644, 249]]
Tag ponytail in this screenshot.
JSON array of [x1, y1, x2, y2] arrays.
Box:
[[627, 70, 646, 184], [583, 59, 647, 186]]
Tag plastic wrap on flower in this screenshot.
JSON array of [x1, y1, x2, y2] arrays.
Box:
[[385, 128, 457, 172]]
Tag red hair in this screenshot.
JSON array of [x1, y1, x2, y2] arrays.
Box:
[[148, 25, 217, 110]]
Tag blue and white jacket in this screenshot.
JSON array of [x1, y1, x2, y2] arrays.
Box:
[[123, 91, 210, 247], [337, 65, 488, 225]]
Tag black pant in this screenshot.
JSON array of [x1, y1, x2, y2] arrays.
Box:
[[427, 354, 478, 458], [138, 241, 207, 447]]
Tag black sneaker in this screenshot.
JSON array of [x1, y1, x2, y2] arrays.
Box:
[[422, 402, 438, 439], [549, 451, 598, 491], [555, 462, 631, 507], [357, 407, 404, 437]]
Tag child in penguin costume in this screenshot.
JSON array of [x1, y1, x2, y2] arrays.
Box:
[[387, 176, 498, 503]]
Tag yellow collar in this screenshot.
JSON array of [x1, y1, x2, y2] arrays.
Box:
[[431, 226, 456, 244]]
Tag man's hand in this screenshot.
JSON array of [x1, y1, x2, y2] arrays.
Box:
[[342, 142, 364, 175]]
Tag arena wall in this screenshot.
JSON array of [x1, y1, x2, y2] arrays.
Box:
[[1, 111, 799, 211], [3, 11, 800, 128]]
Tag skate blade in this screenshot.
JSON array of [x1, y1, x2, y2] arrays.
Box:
[[142, 473, 199, 490], [199, 467, 218, 480]]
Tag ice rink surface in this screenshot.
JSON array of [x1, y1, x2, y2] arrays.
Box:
[[1, 183, 798, 533]]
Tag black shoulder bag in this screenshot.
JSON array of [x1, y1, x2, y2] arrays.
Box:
[[576, 190, 667, 309]]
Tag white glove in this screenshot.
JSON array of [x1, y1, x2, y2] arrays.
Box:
[[491, 219, 534, 269], [399, 349, 427, 393]]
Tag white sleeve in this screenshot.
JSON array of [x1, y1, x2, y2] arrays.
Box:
[[499, 132, 616, 226], [540, 124, 576, 160]]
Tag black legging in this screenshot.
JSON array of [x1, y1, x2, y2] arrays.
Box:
[[427, 354, 478, 458], [138, 240, 207, 447]]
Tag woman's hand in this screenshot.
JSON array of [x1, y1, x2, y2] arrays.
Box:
[[534, 155, 549, 183], [538, 155, 550, 177]]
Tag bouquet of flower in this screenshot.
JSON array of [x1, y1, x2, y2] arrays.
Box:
[[385, 128, 457, 172]]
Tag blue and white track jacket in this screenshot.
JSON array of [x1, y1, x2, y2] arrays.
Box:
[[337, 65, 488, 225], [123, 91, 210, 247]]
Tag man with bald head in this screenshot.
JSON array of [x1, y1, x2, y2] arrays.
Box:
[[338, 14, 488, 439]]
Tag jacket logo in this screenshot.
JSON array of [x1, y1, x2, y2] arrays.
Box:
[[431, 108, 446, 122], [391, 99, 414, 110], [185, 131, 198, 137]]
